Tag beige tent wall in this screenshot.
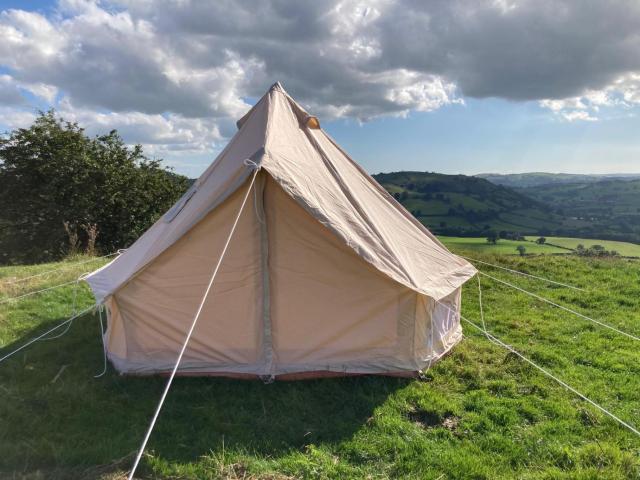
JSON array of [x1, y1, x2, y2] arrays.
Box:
[[264, 174, 419, 374], [103, 172, 463, 376], [105, 179, 264, 374]]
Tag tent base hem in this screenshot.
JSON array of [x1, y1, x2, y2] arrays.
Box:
[[107, 328, 461, 380], [162, 370, 419, 380]]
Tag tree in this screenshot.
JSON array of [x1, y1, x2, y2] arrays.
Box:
[[0, 111, 190, 264], [486, 231, 498, 244], [516, 245, 527, 256], [535, 237, 547, 244]]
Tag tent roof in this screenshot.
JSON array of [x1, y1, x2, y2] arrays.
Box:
[[87, 82, 476, 303]]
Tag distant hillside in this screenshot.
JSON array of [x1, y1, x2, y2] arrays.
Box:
[[477, 172, 640, 188], [373, 171, 564, 237], [516, 179, 640, 243]]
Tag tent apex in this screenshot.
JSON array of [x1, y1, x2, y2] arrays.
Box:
[[270, 81, 285, 92]]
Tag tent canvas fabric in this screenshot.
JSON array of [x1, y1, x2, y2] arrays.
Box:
[[86, 82, 477, 378]]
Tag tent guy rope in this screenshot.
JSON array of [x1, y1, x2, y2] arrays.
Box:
[[0, 278, 82, 305], [460, 255, 584, 291], [127, 166, 260, 480], [1, 251, 121, 285], [37, 275, 85, 341], [433, 299, 640, 438], [476, 274, 498, 346], [0, 270, 95, 306], [479, 270, 640, 342], [0, 304, 96, 365]]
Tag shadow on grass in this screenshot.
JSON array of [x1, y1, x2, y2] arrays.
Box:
[[0, 312, 408, 478]]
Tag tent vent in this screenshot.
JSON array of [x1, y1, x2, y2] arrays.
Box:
[[305, 116, 320, 129]]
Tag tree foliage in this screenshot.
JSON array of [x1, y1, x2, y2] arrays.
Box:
[[575, 244, 620, 257], [0, 111, 190, 264]]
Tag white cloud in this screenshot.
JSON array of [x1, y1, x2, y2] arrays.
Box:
[[22, 82, 59, 103], [1, 0, 640, 155], [0, 74, 26, 105], [57, 98, 224, 154], [539, 73, 640, 121], [0, 107, 36, 130], [560, 110, 598, 122]]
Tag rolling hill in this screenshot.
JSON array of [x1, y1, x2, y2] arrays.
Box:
[[514, 178, 640, 243], [374, 171, 640, 243], [373, 171, 565, 236], [477, 172, 640, 188], [517, 178, 640, 217]]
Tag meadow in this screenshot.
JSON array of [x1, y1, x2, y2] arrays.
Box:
[[528, 237, 640, 257], [1, 251, 639, 479], [439, 237, 567, 255], [440, 236, 640, 258]]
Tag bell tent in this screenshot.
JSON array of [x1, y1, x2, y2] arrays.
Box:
[[86, 82, 477, 379]]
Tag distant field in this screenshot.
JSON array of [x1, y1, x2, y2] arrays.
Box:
[[528, 236, 640, 257], [439, 235, 640, 257], [439, 236, 566, 255]]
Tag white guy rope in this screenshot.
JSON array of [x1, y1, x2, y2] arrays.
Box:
[[127, 167, 260, 480], [1, 251, 120, 285], [244, 158, 264, 223], [38, 274, 89, 341], [479, 270, 640, 342], [434, 299, 640, 438], [0, 278, 81, 305], [460, 255, 584, 291], [476, 274, 499, 346], [0, 304, 96, 365]]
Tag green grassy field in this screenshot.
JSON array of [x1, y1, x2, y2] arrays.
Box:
[[1, 255, 639, 479], [527, 237, 640, 257], [439, 236, 567, 255], [440, 236, 640, 258]]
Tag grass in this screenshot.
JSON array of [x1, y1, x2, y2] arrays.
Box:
[[439, 236, 567, 255], [1, 254, 640, 479], [439, 235, 640, 258], [527, 237, 640, 257]]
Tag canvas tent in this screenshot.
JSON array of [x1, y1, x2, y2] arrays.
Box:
[[86, 82, 477, 379]]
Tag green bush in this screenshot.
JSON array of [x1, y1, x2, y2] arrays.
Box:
[[0, 111, 190, 264]]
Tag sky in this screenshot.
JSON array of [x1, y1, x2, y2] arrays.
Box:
[[0, 0, 639, 178]]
